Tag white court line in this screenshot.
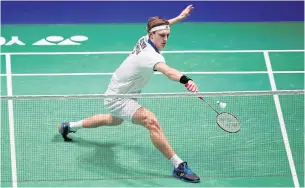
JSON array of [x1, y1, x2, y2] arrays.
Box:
[[0, 71, 304, 77], [263, 51, 300, 188], [5, 54, 18, 188], [0, 49, 304, 55]]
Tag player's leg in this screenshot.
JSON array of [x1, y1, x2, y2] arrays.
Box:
[[132, 107, 175, 160], [131, 107, 200, 183], [71, 114, 124, 129], [58, 98, 126, 141], [58, 114, 124, 141]]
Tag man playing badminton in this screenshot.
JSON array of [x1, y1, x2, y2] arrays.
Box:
[[58, 5, 200, 183]]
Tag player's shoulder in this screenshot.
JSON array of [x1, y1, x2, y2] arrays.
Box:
[[145, 49, 166, 63], [134, 34, 165, 62], [136, 34, 149, 43]]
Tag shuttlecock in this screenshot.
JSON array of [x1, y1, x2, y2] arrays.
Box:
[[217, 101, 227, 109]]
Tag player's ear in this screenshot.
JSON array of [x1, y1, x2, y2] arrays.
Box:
[[149, 32, 154, 39]]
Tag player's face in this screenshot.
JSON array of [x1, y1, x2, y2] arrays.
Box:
[[151, 30, 170, 50]]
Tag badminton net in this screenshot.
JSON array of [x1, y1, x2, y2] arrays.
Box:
[[1, 90, 304, 183]]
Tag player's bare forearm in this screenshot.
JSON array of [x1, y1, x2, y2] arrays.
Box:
[[168, 16, 184, 26], [155, 63, 182, 81], [168, 5, 194, 26], [164, 67, 184, 82], [154, 63, 199, 92]]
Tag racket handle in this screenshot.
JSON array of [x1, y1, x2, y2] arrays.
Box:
[[184, 83, 203, 100]]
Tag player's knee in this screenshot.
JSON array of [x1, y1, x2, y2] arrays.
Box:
[[143, 116, 160, 131], [105, 114, 123, 125]]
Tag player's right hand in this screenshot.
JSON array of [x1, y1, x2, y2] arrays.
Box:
[[185, 81, 198, 93]]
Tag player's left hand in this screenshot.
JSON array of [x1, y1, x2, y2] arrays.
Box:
[[179, 4, 194, 19]]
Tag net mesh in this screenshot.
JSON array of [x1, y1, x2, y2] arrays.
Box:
[[1, 90, 304, 183]]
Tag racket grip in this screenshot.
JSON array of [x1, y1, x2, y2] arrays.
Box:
[[185, 83, 203, 100]]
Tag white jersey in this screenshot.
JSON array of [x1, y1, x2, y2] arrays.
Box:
[[105, 35, 166, 95]]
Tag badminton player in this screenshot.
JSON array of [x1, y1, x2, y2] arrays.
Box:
[[58, 5, 200, 183]]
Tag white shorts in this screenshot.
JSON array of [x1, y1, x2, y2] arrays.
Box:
[[104, 98, 142, 122]]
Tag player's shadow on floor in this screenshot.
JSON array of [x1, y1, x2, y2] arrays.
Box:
[[52, 134, 171, 180]]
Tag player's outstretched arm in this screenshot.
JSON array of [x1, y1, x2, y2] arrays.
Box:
[[168, 4, 194, 26], [154, 62, 198, 92]]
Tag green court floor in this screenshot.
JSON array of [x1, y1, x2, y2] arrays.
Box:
[[1, 22, 304, 187]]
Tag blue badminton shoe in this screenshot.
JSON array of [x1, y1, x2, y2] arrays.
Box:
[[173, 162, 200, 183], [58, 122, 75, 142]]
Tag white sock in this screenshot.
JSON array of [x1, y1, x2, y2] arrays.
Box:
[[170, 154, 184, 168], [69, 120, 83, 131]]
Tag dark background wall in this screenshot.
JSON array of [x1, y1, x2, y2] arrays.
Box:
[[1, 1, 304, 24]]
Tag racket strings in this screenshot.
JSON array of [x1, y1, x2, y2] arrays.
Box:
[[216, 112, 240, 133]]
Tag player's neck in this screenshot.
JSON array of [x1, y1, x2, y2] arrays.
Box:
[[148, 39, 160, 53]]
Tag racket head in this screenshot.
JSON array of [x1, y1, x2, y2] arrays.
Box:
[[216, 112, 240, 133]]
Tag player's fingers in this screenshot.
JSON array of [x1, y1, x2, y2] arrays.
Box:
[[191, 84, 198, 92], [185, 82, 197, 92], [186, 85, 191, 90], [189, 85, 197, 92], [192, 85, 198, 92], [193, 86, 198, 92]]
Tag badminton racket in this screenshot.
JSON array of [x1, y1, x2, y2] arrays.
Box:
[[185, 83, 240, 133]]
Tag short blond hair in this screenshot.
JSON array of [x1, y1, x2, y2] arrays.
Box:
[[146, 16, 169, 33]]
